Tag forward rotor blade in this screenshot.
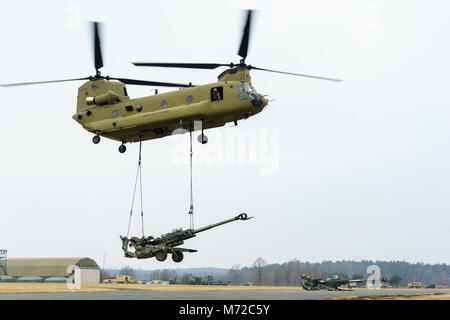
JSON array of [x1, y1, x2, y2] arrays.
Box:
[[250, 66, 343, 82], [0, 77, 90, 87], [132, 62, 231, 69], [238, 10, 253, 61], [92, 22, 103, 72], [110, 77, 193, 87]]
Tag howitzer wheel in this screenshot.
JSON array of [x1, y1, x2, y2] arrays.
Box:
[[172, 250, 184, 263], [155, 251, 167, 262]]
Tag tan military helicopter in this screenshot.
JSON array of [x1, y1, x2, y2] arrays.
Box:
[[1, 11, 341, 153]]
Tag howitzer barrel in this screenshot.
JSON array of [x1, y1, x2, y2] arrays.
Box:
[[193, 213, 252, 234]]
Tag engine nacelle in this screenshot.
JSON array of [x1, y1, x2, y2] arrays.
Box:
[[86, 90, 120, 106]]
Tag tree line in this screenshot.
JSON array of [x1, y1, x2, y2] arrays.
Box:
[[107, 259, 450, 287], [224, 258, 450, 287]]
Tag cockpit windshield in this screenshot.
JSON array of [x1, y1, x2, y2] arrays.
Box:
[[244, 83, 255, 93]]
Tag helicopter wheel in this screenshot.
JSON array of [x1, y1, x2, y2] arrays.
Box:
[[172, 250, 184, 263], [118, 144, 127, 153], [155, 251, 167, 262], [92, 135, 101, 144], [197, 133, 208, 144]]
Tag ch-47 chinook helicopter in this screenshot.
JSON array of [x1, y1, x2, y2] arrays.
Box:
[[1, 11, 341, 153]]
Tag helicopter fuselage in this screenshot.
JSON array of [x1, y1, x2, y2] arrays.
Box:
[[72, 68, 268, 143]]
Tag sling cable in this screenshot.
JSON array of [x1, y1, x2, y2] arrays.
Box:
[[126, 140, 145, 239], [126, 128, 196, 239]]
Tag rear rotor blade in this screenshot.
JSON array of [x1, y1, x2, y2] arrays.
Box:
[[110, 77, 193, 87], [132, 62, 231, 69], [250, 66, 343, 82], [0, 77, 90, 87], [92, 22, 103, 72], [238, 10, 253, 61]]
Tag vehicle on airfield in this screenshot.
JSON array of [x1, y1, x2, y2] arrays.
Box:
[[408, 282, 422, 288]]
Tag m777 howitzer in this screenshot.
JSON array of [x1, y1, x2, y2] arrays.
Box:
[[120, 213, 253, 263], [300, 274, 388, 291]]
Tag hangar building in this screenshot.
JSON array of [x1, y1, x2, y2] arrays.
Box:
[[5, 257, 100, 283]]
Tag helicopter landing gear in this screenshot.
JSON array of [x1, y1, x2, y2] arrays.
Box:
[[119, 143, 127, 153], [198, 131, 208, 144], [196, 119, 208, 144], [172, 250, 184, 263], [155, 251, 167, 262], [92, 135, 101, 144]]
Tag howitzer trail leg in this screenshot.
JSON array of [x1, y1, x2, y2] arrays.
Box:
[[120, 236, 136, 258]]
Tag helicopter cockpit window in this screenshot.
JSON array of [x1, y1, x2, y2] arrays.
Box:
[[211, 87, 223, 102], [244, 84, 254, 93]]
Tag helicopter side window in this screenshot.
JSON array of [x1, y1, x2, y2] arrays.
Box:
[[211, 87, 223, 102]]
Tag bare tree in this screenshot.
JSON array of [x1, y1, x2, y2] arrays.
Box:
[[160, 269, 177, 282], [275, 264, 288, 286], [261, 271, 274, 286], [119, 266, 135, 278], [287, 259, 301, 286], [251, 257, 268, 286], [179, 273, 195, 284], [150, 270, 160, 280], [226, 264, 243, 285], [274, 260, 301, 286]]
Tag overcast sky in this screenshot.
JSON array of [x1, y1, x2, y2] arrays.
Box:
[[0, 0, 449, 270]]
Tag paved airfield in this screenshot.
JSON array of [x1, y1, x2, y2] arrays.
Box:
[[1, 288, 449, 300]]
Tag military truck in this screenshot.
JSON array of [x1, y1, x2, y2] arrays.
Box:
[[408, 282, 422, 288]]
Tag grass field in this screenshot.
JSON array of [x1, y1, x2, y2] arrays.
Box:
[[328, 290, 450, 300], [1, 283, 449, 300], [0, 283, 301, 294], [363, 293, 450, 300]]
